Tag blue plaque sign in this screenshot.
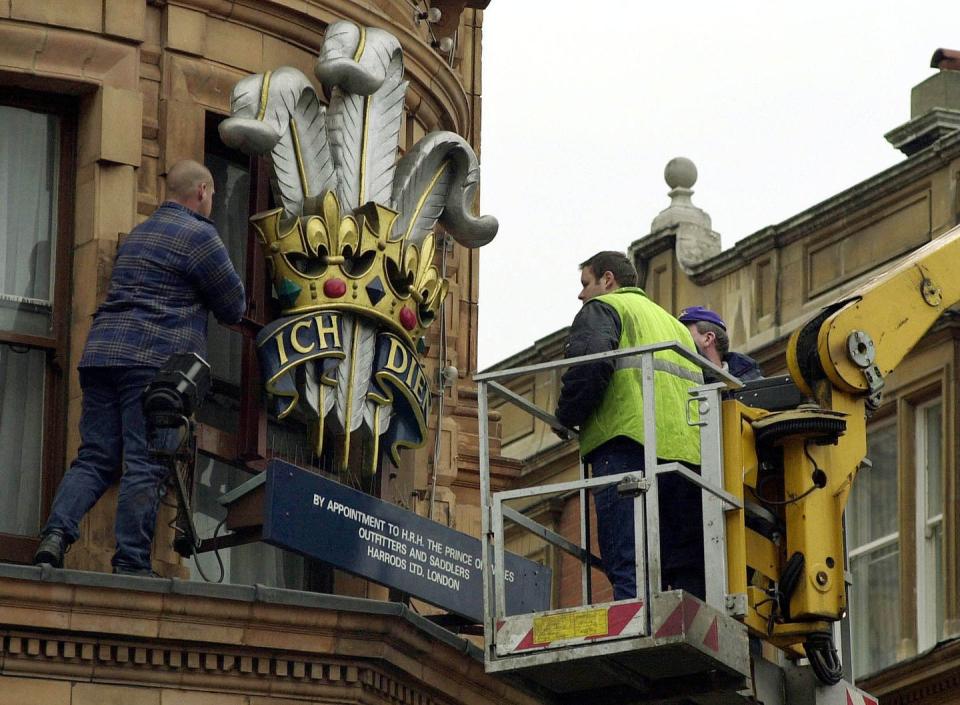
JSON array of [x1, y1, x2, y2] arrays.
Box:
[[261, 460, 551, 622]]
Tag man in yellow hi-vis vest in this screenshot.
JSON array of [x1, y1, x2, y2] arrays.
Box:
[[556, 251, 703, 600]]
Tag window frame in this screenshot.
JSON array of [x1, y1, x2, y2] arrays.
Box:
[[914, 397, 944, 649], [0, 89, 76, 562], [848, 374, 949, 679], [195, 112, 270, 467], [847, 412, 901, 677]]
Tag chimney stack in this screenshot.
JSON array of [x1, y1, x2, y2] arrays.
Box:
[[885, 48, 960, 156]]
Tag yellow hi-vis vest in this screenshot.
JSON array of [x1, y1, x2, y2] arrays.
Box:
[[578, 287, 702, 464]]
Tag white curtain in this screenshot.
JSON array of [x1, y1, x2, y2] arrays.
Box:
[[0, 105, 59, 536], [0, 105, 58, 334], [0, 347, 45, 534]]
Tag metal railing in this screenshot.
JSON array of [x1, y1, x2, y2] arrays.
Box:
[[475, 342, 744, 662]]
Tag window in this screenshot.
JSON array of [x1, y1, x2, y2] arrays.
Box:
[[0, 92, 74, 561], [187, 115, 329, 589], [198, 113, 327, 470], [847, 418, 900, 676], [196, 113, 273, 463], [917, 401, 944, 645], [205, 147, 250, 389], [846, 397, 945, 678], [190, 455, 305, 588]]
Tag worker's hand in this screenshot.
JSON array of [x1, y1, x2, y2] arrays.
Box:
[[553, 425, 575, 441]]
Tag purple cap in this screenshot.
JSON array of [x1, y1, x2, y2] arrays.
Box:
[[678, 306, 726, 331]]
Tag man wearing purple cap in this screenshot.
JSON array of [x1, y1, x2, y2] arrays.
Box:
[[677, 306, 762, 384]]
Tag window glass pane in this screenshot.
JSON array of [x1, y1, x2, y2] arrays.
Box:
[[208, 153, 249, 280], [850, 542, 900, 676], [847, 420, 899, 677], [195, 389, 240, 437], [921, 402, 944, 643], [0, 346, 45, 534], [928, 521, 944, 641], [848, 421, 898, 548], [925, 403, 942, 519], [0, 105, 59, 337], [204, 151, 249, 389], [189, 454, 304, 588]]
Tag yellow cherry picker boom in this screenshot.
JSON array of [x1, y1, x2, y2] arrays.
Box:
[[473, 222, 960, 704]]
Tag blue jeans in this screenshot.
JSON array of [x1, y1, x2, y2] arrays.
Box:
[[43, 366, 174, 571], [589, 437, 705, 601]]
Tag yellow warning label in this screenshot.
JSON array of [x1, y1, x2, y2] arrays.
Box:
[[532, 608, 609, 643]]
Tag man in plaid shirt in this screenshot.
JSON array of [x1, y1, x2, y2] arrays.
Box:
[[34, 160, 245, 576]]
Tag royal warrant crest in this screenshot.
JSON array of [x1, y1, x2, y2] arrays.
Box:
[[219, 21, 496, 478]]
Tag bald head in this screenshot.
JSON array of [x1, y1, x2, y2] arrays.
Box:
[[166, 160, 215, 217]]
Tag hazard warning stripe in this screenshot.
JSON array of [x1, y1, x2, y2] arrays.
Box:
[[495, 600, 646, 655], [846, 687, 879, 705], [603, 602, 646, 637], [654, 595, 700, 639], [653, 595, 721, 653]]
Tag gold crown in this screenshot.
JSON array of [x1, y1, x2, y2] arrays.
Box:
[[251, 190, 448, 345]]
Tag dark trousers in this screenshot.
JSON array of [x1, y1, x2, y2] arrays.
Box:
[[588, 437, 705, 601], [42, 366, 173, 571]]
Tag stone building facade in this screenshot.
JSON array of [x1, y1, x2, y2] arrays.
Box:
[[490, 53, 960, 703], [0, 2, 543, 704]]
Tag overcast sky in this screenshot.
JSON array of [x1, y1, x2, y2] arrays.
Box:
[[475, 2, 960, 368]]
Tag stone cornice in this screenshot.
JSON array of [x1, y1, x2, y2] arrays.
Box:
[[455, 451, 524, 492], [0, 627, 375, 702], [0, 566, 544, 705], [171, 0, 469, 133], [694, 130, 960, 282], [0, 20, 139, 91], [514, 440, 580, 484], [859, 636, 960, 703], [884, 107, 960, 155], [627, 130, 960, 286], [481, 327, 570, 372], [628, 227, 677, 262]]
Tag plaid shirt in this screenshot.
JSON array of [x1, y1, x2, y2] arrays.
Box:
[[80, 201, 246, 369]]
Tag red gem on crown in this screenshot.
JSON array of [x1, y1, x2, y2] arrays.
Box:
[[399, 307, 416, 331], [323, 278, 347, 298]]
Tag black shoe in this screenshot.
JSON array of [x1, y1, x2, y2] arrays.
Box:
[[112, 566, 161, 578], [34, 530, 66, 568]]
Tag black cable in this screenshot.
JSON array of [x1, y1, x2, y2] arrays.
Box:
[[752, 440, 825, 506], [749, 596, 778, 635], [751, 479, 818, 506], [776, 551, 805, 621], [805, 632, 843, 685], [190, 517, 226, 584], [149, 417, 226, 584], [803, 440, 829, 489]]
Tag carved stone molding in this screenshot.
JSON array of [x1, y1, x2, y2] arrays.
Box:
[[0, 569, 543, 705], [0, 630, 447, 705], [165, 0, 468, 134], [0, 20, 138, 91], [860, 639, 960, 705]]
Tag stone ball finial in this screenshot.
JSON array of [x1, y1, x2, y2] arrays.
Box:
[[664, 157, 697, 190]]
